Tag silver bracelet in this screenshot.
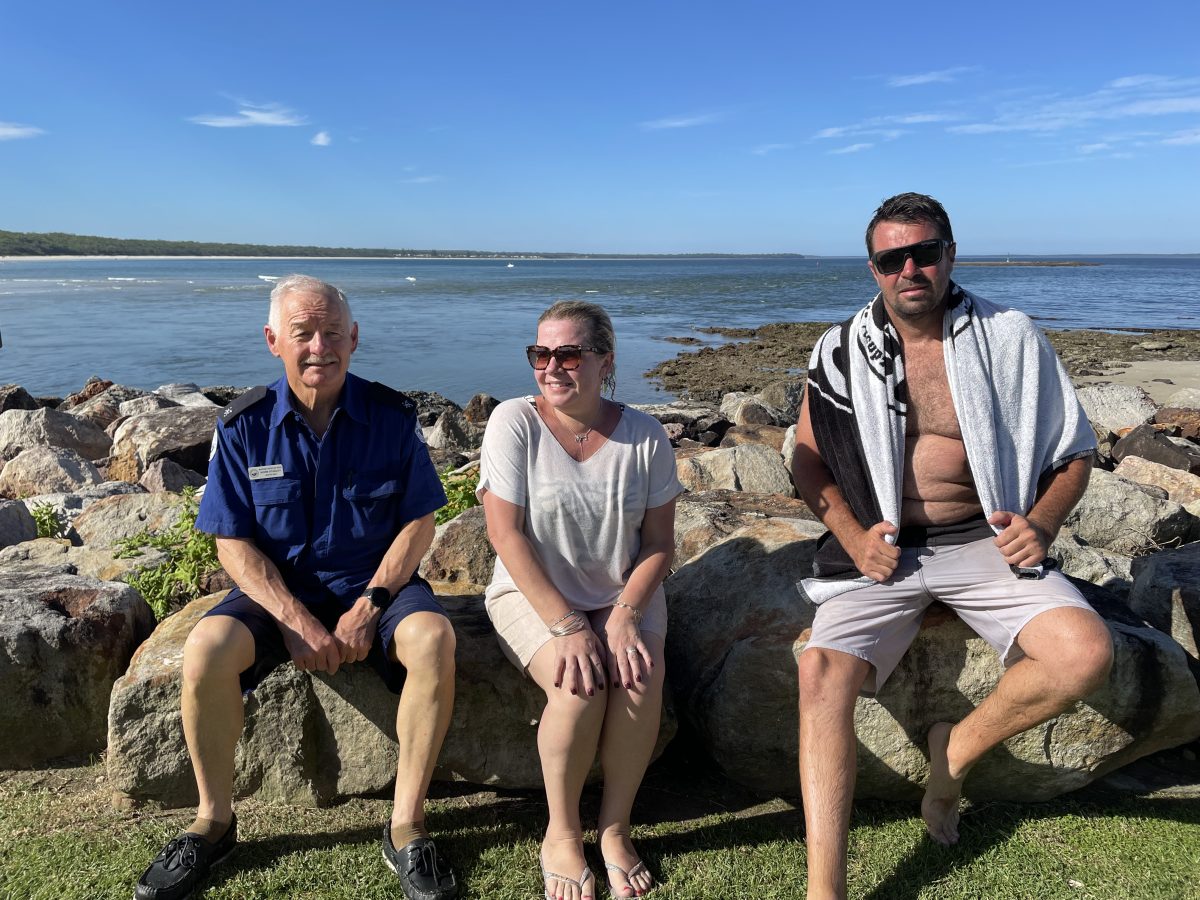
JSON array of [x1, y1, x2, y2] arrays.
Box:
[[611, 599, 644, 625], [549, 610, 587, 637]]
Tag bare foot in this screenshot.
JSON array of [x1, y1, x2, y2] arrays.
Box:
[[921, 722, 964, 846], [599, 828, 654, 898], [541, 834, 594, 900]]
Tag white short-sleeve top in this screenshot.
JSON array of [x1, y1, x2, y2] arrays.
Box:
[[477, 397, 684, 609]]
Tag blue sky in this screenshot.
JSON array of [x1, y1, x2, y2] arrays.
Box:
[[2, 1, 1198, 255]]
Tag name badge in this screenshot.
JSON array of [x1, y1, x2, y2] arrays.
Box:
[[248, 464, 285, 481]]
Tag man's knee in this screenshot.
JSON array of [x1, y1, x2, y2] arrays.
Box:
[[390, 612, 456, 673], [797, 647, 870, 709], [1060, 617, 1114, 697], [182, 616, 254, 684]]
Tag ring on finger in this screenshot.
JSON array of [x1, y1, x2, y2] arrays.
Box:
[[626, 647, 639, 656]]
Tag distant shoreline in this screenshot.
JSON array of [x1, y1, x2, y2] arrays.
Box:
[[956, 260, 1099, 267]]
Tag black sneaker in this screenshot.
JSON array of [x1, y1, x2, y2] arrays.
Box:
[[381, 828, 459, 900], [134, 814, 238, 900]]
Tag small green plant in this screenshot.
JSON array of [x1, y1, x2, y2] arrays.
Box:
[[436, 464, 481, 524], [30, 502, 67, 539], [115, 487, 220, 620]]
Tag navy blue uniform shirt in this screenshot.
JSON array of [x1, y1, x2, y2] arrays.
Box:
[[196, 372, 447, 605]]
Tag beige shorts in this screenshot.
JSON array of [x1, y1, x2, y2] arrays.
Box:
[[803, 537, 1096, 696], [485, 588, 669, 671]]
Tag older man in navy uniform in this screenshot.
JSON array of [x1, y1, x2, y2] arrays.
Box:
[[136, 275, 459, 900]]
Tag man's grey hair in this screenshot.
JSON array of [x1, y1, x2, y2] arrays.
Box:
[[267, 275, 353, 332]]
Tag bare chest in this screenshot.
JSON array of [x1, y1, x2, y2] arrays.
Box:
[[902, 341, 961, 439]]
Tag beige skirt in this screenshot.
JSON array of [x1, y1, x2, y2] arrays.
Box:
[[485, 588, 669, 671]]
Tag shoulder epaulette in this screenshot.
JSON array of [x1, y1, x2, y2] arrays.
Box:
[[369, 381, 417, 415], [220, 385, 269, 423]]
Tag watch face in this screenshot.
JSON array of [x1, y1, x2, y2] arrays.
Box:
[[367, 587, 390, 608]]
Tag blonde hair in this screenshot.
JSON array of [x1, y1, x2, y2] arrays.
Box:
[[538, 300, 617, 396]]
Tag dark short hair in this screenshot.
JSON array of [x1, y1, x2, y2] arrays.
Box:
[[865, 192, 954, 256]]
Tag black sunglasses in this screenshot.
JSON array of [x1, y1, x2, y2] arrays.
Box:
[[871, 238, 950, 276], [526, 344, 606, 371]]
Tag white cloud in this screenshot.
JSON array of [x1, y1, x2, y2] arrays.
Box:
[[190, 101, 306, 128], [1119, 97, 1200, 115], [640, 112, 722, 130], [401, 175, 444, 184], [830, 143, 872, 154], [751, 142, 792, 155], [311, 131, 331, 146], [1079, 142, 1110, 153], [1163, 128, 1200, 145], [813, 113, 955, 142], [888, 66, 976, 88], [0, 121, 44, 140]]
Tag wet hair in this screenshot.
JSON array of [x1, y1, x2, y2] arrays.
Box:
[[865, 192, 954, 256], [267, 275, 353, 333], [537, 300, 617, 397]]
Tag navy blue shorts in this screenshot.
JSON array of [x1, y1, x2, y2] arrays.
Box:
[[201, 574, 446, 694]]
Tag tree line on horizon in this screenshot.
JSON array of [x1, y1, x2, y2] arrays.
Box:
[[0, 229, 806, 260]]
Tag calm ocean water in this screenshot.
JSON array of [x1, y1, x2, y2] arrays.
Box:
[[1, 256, 1196, 405]]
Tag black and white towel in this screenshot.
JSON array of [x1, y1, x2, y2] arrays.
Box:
[[799, 282, 1096, 604]]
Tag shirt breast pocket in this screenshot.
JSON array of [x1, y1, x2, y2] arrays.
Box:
[[250, 478, 305, 548], [342, 473, 402, 539]]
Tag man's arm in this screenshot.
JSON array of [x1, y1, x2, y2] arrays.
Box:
[[990, 456, 1091, 567], [215, 536, 342, 674], [332, 512, 437, 663], [793, 389, 900, 582]]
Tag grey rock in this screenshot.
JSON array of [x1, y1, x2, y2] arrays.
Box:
[[171, 392, 220, 409], [108, 406, 220, 482], [719, 424, 788, 453], [675, 443, 794, 496], [72, 492, 186, 548], [1129, 544, 1200, 663], [153, 382, 203, 399], [0, 447, 103, 499], [782, 424, 797, 476], [1064, 469, 1194, 555], [757, 379, 805, 423], [426, 408, 476, 452], [719, 392, 788, 427], [1050, 527, 1133, 594], [421, 506, 494, 589], [139, 458, 206, 493], [1163, 388, 1200, 411], [0, 407, 112, 463], [1076, 383, 1158, 434], [107, 590, 676, 806], [20, 481, 147, 531], [0, 572, 154, 767], [0, 500, 36, 549], [666, 515, 1200, 800], [119, 395, 180, 418], [0, 384, 40, 414], [0, 538, 170, 582], [66, 385, 148, 430], [673, 490, 816, 568]]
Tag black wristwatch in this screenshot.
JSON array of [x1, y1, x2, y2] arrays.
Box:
[[364, 586, 391, 609]]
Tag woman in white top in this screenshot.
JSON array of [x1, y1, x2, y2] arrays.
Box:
[[478, 301, 683, 900]]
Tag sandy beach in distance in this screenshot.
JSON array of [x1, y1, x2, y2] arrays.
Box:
[[1075, 360, 1200, 405]]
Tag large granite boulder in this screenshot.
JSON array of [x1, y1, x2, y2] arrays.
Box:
[[0, 539, 169, 583], [0, 500, 37, 549], [0, 407, 112, 463], [1128, 544, 1200, 664], [1114, 456, 1200, 506], [665, 517, 1200, 800], [1064, 469, 1195, 555], [1164, 388, 1200, 410], [463, 393, 500, 425], [120, 394, 181, 418], [673, 490, 816, 567], [0, 572, 154, 767], [1050, 528, 1133, 593], [675, 443, 794, 496], [19, 481, 146, 533], [107, 589, 676, 807], [1075, 383, 1157, 434], [108, 407, 220, 482], [421, 506, 494, 589], [719, 392, 787, 427], [72, 491, 187, 547], [0, 447, 103, 499], [425, 408, 476, 452], [719, 424, 788, 453]]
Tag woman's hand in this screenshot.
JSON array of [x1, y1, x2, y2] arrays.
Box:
[[553, 625, 607, 696], [603, 605, 652, 690]]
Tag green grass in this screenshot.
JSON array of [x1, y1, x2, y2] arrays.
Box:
[[2, 749, 1197, 900], [436, 466, 481, 526]]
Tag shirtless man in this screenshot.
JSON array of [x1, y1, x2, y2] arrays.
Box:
[[791, 193, 1113, 899]]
